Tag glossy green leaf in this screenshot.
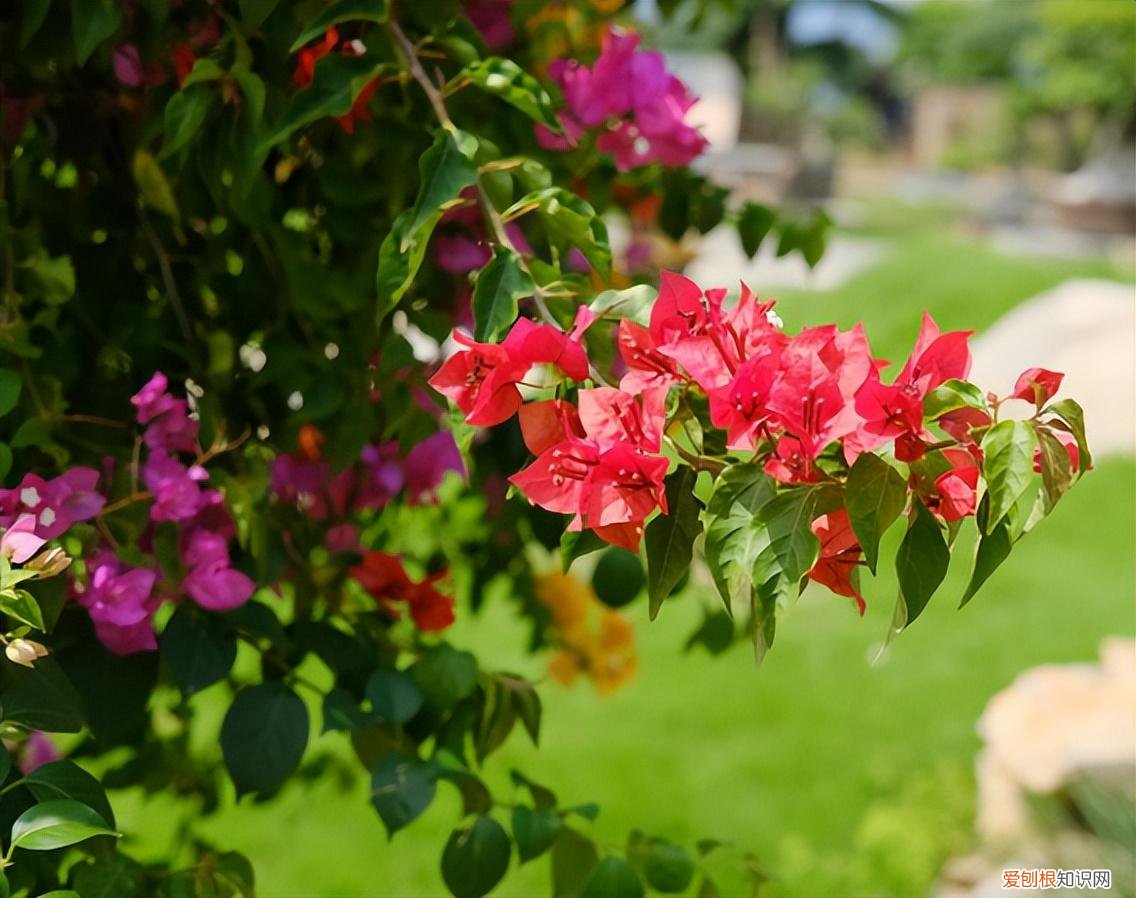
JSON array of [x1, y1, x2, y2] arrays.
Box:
[[504, 188, 611, 277], [405, 130, 479, 243], [441, 814, 511, 898], [70, 853, 144, 898], [1044, 398, 1092, 473], [845, 451, 907, 573], [26, 760, 115, 828], [894, 500, 950, 628], [21, 0, 52, 47], [588, 285, 655, 325], [701, 464, 776, 616], [581, 857, 644, 898], [0, 588, 44, 630], [0, 370, 22, 417], [472, 247, 534, 341], [159, 607, 237, 696], [10, 800, 116, 851], [560, 528, 606, 572], [460, 57, 559, 128], [239, 0, 280, 29], [221, 681, 309, 795], [959, 506, 1012, 608], [552, 828, 599, 898], [371, 753, 437, 838], [321, 688, 371, 733], [644, 840, 695, 894], [180, 58, 226, 88], [513, 805, 561, 863], [366, 668, 423, 725], [160, 86, 215, 159], [737, 202, 776, 259], [981, 419, 1037, 533], [412, 644, 478, 711], [0, 656, 84, 732], [289, 0, 390, 52], [923, 378, 988, 419], [646, 468, 703, 620], [72, 0, 121, 65], [24, 251, 75, 306]]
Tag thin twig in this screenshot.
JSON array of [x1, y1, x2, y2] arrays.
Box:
[[139, 208, 192, 341]]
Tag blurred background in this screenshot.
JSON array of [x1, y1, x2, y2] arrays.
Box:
[[112, 1, 1136, 895]]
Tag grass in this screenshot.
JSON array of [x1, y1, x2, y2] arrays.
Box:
[[110, 204, 1136, 898]]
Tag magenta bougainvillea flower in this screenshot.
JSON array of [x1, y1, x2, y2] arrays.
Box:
[[0, 468, 105, 539], [536, 29, 708, 171]]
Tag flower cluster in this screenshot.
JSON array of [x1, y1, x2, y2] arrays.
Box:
[[270, 426, 466, 553], [536, 28, 709, 171], [432, 269, 1082, 612], [73, 373, 254, 654], [349, 551, 454, 632], [533, 570, 637, 695]]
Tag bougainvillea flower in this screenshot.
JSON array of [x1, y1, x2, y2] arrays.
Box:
[[0, 514, 46, 563], [1010, 367, 1064, 406], [807, 509, 866, 614], [349, 551, 454, 631], [709, 351, 781, 450], [113, 44, 146, 87], [132, 372, 199, 453], [183, 562, 255, 611], [577, 387, 666, 453], [19, 732, 59, 774], [465, 0, 515, 50], [895, 312, 972, 395], [0, 468, 106, 539], [172, 44, 197, 86], [537, 28, 707, 171], [403, 432, 467, 505], [336, 77, 379, 134], [143, 453, 210, 522], [1033, 427, 1081, 474], [937, 405, 991, 446], [616, 320, 683, 395], [933, 449, 981, 521], [763, 435, 820, 485], [430, 317, 590, 427], [293, 28, 339, 88]]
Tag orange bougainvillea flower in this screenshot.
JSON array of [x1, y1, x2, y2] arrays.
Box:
[[533, 570, 637, 695], [350, 551, 455, 632], [298, 424, 325, 461], [292, 28, 381, 134]]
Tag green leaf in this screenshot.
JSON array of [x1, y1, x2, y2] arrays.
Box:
[[923, 378, 988, 419], [645, 468, 703, 620], [159, 607, 237, 696], [220, 681, 309, 795], [365, 669, 423, 725], [0, 656, 84, 732], [513, 806, 562, 863], [25, 760, 115, 828], [321, 688, 371, 733], [264, 54, 386, 147], [472, 247, 534, 342], [737, 203, 776, 259], [405, 130, 479, 244], [72, 0, 121, 65], [289, 0, 390, 52], [0, 588, 44, 630], [371, 753, 437, 838], [581, 857, 644, 898], [0, 444, 12, 482], [1043, 398, 1092, 474], [159, 86, 215, 159], [702, 464, 776, 616], [70, 854, 144, 898], [552, 829, 599, 898], [21, 0, 52, 48], [845, 451, 907, 574], [239, 0, 280, 29], [441, 814, 511, 898], [0, 370, 22, 417], [504, 188, 611, 277], [959, 504, 1011, 608], [474, 677, 517, 763], [412, 644, 478, 711], [377, 130, 479, 318], [1034, 425, 1074, 512], [510, 770, 557, 810], [10, 800, 116, 851], [644, 841, 695, 894], [893, 500, 950, 629], [180, 57, 226, 89], [588, 285, 655, 325], [980, 420, 1037, 533], [459, 57, 559, 128], [591, 548, 644, 608], [24, 252, 76, 306]]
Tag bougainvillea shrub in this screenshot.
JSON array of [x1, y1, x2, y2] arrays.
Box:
[[0, 1, 1090, 896]]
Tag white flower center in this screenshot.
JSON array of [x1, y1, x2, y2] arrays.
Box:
[[20, 487, 41, 507]]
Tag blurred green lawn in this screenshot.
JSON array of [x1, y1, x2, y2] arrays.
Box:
[[111, 208, 1136, 898]]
